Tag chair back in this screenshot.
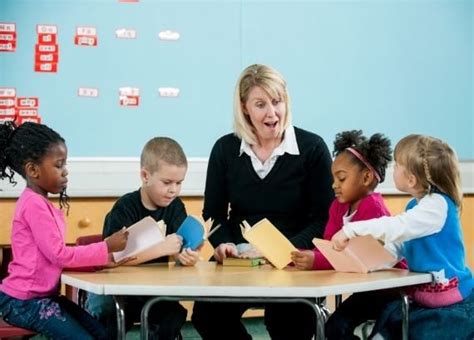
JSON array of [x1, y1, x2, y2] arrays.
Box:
[[73, 234, 104, 307], [0, 246, 36, 338], [0, 316, 36, 338]]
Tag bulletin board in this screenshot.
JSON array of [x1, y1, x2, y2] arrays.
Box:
[[1, 0, 472, 159]]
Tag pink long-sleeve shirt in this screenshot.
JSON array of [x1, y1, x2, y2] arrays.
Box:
[[312, 193, 391, 270], [0, 188, 108, 300]]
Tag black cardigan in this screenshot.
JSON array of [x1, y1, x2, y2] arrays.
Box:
[[204, 127, 334, 249]]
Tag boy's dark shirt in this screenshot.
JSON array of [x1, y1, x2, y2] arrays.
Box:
[[103, 189, 187, 263]]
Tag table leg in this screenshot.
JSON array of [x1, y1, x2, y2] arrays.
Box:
[[114, 296, 126, 340], [335, 294, 342, 309], [140, 297, 155, 340], [401, 292, 410, 340], [140, 296, 323, 340], [313, 303, 326, 340]]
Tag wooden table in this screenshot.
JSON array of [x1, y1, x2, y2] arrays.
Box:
[[62, 262, 432, 340]]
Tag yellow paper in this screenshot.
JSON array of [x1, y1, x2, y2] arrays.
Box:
[[242, 218, 297, 269]]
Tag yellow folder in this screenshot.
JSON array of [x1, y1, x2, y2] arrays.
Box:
[[241, 218, 297, 269]]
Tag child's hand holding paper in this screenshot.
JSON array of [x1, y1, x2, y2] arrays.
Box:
[[175, 248, 201, 266], [331, 229, 350, 251], [162, 234, 183, 255], [291, 250, 315, 270]]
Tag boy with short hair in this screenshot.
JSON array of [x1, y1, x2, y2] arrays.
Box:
[[86, 137, 200, 339]]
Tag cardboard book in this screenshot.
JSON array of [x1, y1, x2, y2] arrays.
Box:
[[176, 215, 207, 250], [313, 235, 397, 273], [112, 216, 166, 265], [240, 218, 297, 269]]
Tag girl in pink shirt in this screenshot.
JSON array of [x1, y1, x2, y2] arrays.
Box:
[[0, 122, 129, 339], [291, 130, 405, 339]]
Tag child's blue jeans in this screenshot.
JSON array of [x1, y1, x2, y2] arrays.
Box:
[[370, 290, 474, 339], [0, 291, 108, 339]]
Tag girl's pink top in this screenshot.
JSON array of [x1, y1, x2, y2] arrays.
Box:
[[0, 188, 108, 300], [312, 193, 394, 269]]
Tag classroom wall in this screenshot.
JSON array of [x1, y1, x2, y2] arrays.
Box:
[[1, 0, 472, 159]]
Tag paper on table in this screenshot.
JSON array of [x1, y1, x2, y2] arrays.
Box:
[[241, 218, 297, 270], [313, 236, 397, 273], [112, 216, 166, 265]]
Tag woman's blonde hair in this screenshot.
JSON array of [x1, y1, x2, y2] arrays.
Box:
[[233, 64, 292, 145], [394, 134, 462, 207]]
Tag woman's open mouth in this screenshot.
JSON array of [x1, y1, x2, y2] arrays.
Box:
[[264, 121, 278, 129]]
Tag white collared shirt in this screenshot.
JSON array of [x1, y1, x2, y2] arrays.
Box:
[[342, 209, 357, 225], [239, 125, 300, 179]]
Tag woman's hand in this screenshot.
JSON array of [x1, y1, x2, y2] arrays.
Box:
[[176, 248, 200, 266], [105, 227, 129, 252], [214, 243, 238, 263], [291, 250, 315, 270], [331, 230, 349, 251], [238, 248, 262, 259]]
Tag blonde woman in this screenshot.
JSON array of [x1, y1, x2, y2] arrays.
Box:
[[192, 64, 334, 340]]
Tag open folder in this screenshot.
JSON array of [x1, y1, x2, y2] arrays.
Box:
[[240, 218, 297, 269], [112, 216, 166, 265], [176, 215, 207, 250], [313, 236, 397, 273]]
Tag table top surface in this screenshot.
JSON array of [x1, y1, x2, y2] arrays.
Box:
[[61, 262, 432, 298]]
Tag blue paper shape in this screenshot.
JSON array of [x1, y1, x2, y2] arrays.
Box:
[[176, 215, 205, 250]]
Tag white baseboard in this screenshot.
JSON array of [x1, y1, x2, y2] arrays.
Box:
[[0, 158, 472, 197]]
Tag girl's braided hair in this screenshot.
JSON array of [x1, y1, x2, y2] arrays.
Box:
[[394, 134, 462, 208], [0, 122, 70, 211]]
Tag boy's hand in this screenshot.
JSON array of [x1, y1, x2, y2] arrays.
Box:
[[176, 248, 200, 266], [291, 250, 315, 270], [105, 227, 129, 253], [214, 243, 238, 263], [162, 234, 183, 255], [331, 230, 349, 251]]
